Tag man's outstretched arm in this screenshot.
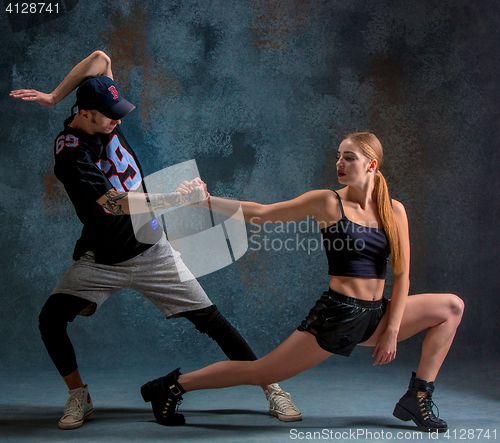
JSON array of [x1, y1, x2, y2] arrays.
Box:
[[9, 50, 113, 106], [97, 186, 208, 216]]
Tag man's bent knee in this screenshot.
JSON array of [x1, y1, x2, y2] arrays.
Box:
[[183, 305, 232, 337], [39, 293, 93, 339]]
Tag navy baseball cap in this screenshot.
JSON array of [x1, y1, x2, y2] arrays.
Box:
[[76, 75, 135, 120]]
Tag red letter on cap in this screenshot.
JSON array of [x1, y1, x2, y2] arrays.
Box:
[[108, 86, 119, 99]]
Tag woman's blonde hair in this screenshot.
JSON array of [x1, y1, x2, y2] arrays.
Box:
[[343, 132, 404, 274]]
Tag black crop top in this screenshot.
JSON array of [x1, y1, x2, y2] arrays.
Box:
[[321, 191, 391, 279]]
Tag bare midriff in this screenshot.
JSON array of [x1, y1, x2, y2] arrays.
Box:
[[329, 275, 385, 301]]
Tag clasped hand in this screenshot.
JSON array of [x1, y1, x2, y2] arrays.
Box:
[[176, 177, 210, 206]]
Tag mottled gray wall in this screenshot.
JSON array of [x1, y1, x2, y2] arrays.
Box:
[[1, 0, 499, 374]]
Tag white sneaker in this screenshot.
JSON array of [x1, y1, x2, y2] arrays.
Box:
[[265, 383, 302, 422], [59, 384, 93, 430]]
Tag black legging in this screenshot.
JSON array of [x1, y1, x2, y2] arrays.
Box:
[[38, 293, 257, 377]]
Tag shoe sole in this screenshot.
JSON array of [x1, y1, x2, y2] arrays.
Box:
[[58, 409, 93, 430], [393, 403, 447, 433], [269, 409, 302, 422]]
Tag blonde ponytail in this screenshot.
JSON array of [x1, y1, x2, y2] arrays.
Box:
[[343, 133, 404, 274], [373, 170, 403, 274]]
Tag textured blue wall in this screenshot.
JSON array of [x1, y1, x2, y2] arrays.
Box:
[[1, 0, 499, 373]]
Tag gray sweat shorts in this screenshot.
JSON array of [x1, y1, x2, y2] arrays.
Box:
[[51, 234, 213, 319]]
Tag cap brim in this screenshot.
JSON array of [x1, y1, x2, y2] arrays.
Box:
[[101, 98, 136, 120]]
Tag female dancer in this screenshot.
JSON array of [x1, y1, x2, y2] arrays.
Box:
[[141, 132, 464, 433]]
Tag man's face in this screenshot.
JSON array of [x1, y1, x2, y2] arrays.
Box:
[[85, 110, 121, 134]]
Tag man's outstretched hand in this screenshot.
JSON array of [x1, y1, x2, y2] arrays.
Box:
[[10, 89, 55, 107]]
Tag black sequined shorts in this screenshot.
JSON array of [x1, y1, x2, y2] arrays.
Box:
[[297, 288, 388, 356]]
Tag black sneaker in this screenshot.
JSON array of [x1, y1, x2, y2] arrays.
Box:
[[393, 372, 448, 433], [141, 368, 186, 426]]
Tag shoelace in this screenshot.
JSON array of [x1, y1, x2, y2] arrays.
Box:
[[270, 390, 300, 413], [419, 395, 440, 421], [62, 393, 84, 419], [162, 397, 183, 417]]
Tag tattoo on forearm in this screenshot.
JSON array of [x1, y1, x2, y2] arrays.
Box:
[[147, 190, 203, 210], [102, 188, 205, 216], [147, 193, 181, 209], [103, 189, 127, 215]]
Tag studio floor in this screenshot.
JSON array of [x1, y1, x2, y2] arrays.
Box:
[[1, 360, 499, 443]]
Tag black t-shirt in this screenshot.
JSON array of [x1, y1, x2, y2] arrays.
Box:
[[54, 115, 162, 264]]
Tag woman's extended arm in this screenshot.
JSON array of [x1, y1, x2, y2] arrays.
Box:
[[9, 50, 113, 106], [372, 199, 411, 365], [177, 178, 336, 225], [199, 190, 334, 225]]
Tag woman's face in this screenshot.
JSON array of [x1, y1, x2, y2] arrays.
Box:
[[336, 139, 375, 185]]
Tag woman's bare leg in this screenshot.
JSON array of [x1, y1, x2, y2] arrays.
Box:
[[179, 330, 333, 392], [360, 293, 464, 381], [180, 293, 463, 392]]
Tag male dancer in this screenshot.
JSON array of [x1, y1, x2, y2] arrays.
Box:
[[10, 50, 301, 429]]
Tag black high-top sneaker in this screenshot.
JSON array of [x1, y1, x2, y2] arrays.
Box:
[[141, 368, 186, 426], [393, 372, 448, 433]]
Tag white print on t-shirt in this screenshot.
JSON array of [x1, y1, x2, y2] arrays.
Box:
[[96, 135, 142, 192], [55, 134, 79, 154]]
